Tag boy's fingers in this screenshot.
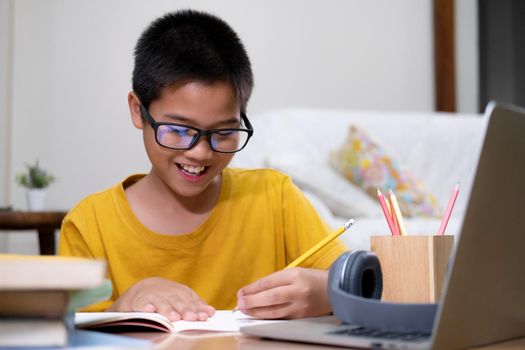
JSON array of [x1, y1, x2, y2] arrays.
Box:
[[132, 296, 156, 312], [242, 302, 292, 320], [198, 303, 216, 316], [238, 270, 294, 297], [165, 295, 211, 321], [180, 299, 215, 320], [152, 298, 181, 322], [137, 296, 181, 322], [180, 309, 198, 321], [239, 285, 291, 311], [166, 297, 198, 315], [197, 312, 210, 321]]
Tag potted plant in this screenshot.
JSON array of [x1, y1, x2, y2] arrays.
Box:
[[15, 160, 56, 211]]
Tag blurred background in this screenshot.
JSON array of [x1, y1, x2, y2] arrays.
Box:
[[0, 0, 523, 252]]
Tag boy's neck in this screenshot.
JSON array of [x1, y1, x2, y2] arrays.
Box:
[[123, 172, 223, 235], [142, 171, 222, 214]]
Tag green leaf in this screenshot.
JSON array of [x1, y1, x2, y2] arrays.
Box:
[[15, 159, 56, 189]]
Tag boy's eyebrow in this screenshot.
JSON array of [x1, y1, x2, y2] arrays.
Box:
[[162, 114, 241, 127]]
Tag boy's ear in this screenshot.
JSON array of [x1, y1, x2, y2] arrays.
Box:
[[128, 92, 145, 129]]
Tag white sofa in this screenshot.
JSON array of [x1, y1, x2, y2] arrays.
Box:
[[231, 108, 485, 251]]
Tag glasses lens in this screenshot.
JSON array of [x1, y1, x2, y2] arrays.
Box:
[[156, 125, 197, 149], [210, 130, 250, 152]]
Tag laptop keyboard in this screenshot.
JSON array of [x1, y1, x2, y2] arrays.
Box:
[[330, 326, 431, 342]]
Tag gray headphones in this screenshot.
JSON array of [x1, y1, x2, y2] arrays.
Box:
[[328, 251, 438, 333]]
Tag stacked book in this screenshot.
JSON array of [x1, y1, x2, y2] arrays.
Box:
[[0, 255, 108, 348]]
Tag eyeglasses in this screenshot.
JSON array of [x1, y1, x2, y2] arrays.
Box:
[[140, 104, 254, 153]]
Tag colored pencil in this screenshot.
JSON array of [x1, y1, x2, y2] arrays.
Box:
[[388, 189, 407, 236], [377, 189, 399, 236], [437, 183, 460, 235]]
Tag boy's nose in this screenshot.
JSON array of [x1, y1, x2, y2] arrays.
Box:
[[183, 136, 214, 160]]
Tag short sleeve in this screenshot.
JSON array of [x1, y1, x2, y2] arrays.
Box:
[[59, 213, 115, 311], [281, 176, 348, 269], [58, 215, 94, 258]]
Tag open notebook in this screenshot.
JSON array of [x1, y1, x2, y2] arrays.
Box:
[[76, 310, 283, 333]]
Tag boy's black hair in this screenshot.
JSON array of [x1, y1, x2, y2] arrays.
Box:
[[132, 9, 253, 113]]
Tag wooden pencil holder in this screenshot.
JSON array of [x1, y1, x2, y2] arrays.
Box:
[[370, 235, 454, 303]]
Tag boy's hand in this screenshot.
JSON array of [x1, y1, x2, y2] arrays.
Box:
[[235, 268, 331, 319], [106, 277, 215, 322]]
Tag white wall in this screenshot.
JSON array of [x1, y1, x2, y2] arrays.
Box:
[[0, 0, 12, 207], [2, 0, 478, 253], [0, 0, 13, 251]]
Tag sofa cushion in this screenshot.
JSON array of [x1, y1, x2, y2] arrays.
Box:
[[330, 125, 440, 217]]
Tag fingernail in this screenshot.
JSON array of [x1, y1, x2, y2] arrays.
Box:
[[169, 311, 181, 321], [183, 311, 197, 321], [237, 298, 245, 308], [144, 303, 155, 312]]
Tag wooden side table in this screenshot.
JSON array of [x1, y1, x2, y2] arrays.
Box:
[[0, 211, 68, 255]]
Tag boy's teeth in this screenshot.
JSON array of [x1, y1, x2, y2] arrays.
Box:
[[181, 164, 205, 174]]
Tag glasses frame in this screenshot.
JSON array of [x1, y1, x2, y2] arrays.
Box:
[[140, 104, 254, 154]]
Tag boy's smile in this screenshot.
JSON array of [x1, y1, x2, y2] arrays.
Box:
[[129, 80, 241, 205], [177, 163, 208, 182], [178, 164, 206, 177]]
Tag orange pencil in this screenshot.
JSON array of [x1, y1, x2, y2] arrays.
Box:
[[388, 189, 407, 236], [389, 197, 400, 234]]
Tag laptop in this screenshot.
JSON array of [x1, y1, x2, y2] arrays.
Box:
[[241, 102, 525, 349]]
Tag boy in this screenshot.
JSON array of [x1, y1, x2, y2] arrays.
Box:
[[59, 9, 347, 322]]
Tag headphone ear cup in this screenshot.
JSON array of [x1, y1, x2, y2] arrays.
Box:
[[340, 250, 382, 300], [340, 251, 361, 294], [328, 251, 352, 293]]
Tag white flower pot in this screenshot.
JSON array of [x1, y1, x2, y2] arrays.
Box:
[[26, 189, 46, 211]]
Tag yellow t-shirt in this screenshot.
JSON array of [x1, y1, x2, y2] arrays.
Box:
[[59, 168, 348, 311]]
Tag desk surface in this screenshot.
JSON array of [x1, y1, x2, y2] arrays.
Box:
[[122, 332, 525, 350]]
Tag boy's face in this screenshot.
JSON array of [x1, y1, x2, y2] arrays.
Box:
[[129, 81, 240, 199]]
